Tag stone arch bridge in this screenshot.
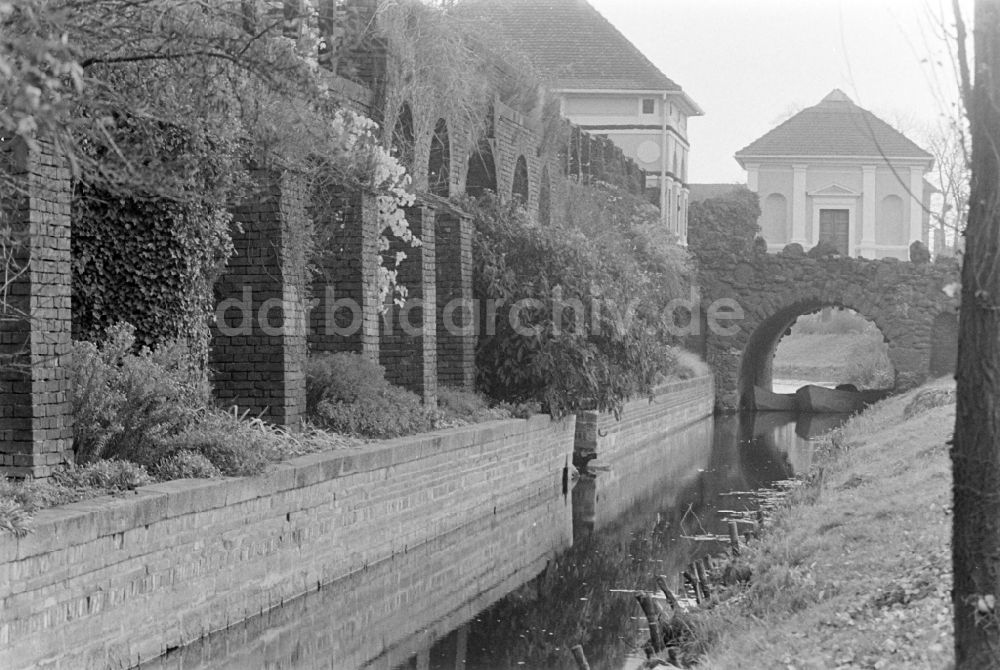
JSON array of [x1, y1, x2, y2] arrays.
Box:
[[695, 248, 960, 411]]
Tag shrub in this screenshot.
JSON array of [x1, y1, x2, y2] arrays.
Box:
[[688, 187, 761, 258], [0, 460, 153, 536], [157, 409, 272, 477], [435, 386, 512, 425], [671, 349, 711, 380], [52, 459, 152, 491], [464, 189, 692, 416], [151, 450, 223, 480], [307, 353, 433, 437], [68, 323, 209, 464]]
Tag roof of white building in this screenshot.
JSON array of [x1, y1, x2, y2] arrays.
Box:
[[736, 90, 932, 163]]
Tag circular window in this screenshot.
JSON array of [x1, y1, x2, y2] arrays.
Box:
[[636, 140, 661, 164]]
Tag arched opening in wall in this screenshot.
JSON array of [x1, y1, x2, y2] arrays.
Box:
[[512, 155, 529, 203], [761, 193, 788, 246], [876, 194, 906, 246], [739, 302, 894, 410], [538, 166, 551, 225], [465, 139, 497, 198], [929, 311, 959, 377], [428, 118, 450, 197], [391, 102, 415, 171]]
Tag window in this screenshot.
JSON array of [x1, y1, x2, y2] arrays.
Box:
[[641, 98, 655, 114]]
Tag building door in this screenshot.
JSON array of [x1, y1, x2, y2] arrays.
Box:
[[819, 209, 849, 255]]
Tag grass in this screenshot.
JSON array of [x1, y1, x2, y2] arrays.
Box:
[[690, 378, 955, 668], [774, 309, 894, 388], [774, 331, 893, 388]]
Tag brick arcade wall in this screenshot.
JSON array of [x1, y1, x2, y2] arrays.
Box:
[[0, 139, 73, 478], [380, 201, 437, 402], [309, 189, 381, 360], [0, 414, 576, 670], [210, 169, 311, 429]]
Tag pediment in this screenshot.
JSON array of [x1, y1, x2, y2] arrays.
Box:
[[808, 183, 860, 197]]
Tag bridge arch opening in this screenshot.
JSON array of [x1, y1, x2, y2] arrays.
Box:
[[738, 302, 894, 410]]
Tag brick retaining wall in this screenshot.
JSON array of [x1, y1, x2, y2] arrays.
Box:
[[574, 374, 714, 463], [572, 374, 715, 533], [0, 415, 575, 670], [139, 485, 571, 670]]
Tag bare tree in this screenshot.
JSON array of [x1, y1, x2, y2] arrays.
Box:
[[922, 119, 971, 255], [952, 0, 1000, 666]]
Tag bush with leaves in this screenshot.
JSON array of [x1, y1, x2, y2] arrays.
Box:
[[307, 352, 434, 438], [155, 409, 273, 477], [465, 187, 693, 416], [68, 323, 209, 464], [687, 187, 761, 260], [0, 460, 152, 536]]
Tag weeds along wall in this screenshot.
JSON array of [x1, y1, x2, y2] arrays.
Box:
[[0, 414, 576, 670]]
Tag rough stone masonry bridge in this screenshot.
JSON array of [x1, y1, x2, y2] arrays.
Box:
[[694, 241, 961, 411]]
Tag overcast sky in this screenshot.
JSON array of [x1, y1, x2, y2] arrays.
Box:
[[586, 0, 972, 184]]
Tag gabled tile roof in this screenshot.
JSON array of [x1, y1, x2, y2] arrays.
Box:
[[735, 90, 932, 162], [458, 0, 681, 92]]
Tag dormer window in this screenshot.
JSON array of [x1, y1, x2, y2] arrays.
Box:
[[641, 98, 655, 114]]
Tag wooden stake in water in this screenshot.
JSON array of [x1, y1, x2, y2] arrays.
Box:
[[635, 592, 665, 651], [684, 568, 703, 605], [656, 574, 680, 611], [570, 644, 591, 670], [695, 559, 712, 597], [728, 520, 741, 556]]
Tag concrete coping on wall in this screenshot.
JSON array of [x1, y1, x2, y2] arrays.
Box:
[[3, 414, 571, 564]]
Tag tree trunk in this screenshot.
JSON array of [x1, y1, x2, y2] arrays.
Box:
[[954, 2, 1000, 667]]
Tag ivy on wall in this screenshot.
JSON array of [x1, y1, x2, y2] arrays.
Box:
[[71, 190, 232, 364]]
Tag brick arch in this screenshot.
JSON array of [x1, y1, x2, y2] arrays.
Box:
[[537, 165, 551, 225], [698, 253, 960, 410], [428, 118, 451, 197], [512, 155, 529, 202], [465, 138, 497, 197], [391, 101, 415, 172]]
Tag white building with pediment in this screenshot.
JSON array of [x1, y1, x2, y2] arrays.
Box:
[[735, 90, 934, 260]]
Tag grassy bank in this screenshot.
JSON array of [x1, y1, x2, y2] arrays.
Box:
[[695, 379, 955, 669], [773, 331, 893, 388]]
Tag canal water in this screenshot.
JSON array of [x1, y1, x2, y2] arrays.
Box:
[[141, 411, 848, 670]]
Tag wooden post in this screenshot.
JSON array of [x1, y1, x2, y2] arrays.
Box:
[[656, 574, 680, 611], [728, 520, 741, 556], [695, 560, 712, 597], [684, 568, 703, 605], [570, 645, 591, 670], [635, 592, 665, 651]]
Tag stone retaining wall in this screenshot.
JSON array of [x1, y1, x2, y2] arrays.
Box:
[[0, 415, 575, 670]]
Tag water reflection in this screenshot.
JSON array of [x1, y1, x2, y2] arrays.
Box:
[[459, 411, 847, 670], [143, 411, 847, 670]]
